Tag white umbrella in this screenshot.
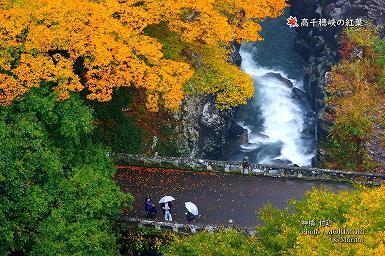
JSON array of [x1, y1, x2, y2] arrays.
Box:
[[159, 195, 175, 204], [185, 202, 198, 216]]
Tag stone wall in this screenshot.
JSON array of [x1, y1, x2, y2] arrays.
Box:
[[126, 217, 255, 235], [111, 153, 385, 186]]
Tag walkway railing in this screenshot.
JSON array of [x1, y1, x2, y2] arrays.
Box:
[[126, 217, 256, 235], [111, 153, 385, 185]]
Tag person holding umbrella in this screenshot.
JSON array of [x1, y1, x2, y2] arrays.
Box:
[[163, 202, 172, 221], [185, 202, 199, 223], [159, 195, 175, 222]]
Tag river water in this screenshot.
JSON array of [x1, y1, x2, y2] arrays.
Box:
[[229, 14, 316, 167]]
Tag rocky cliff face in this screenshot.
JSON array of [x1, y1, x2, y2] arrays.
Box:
[[289, 0, 384, 152], [174, 43, 243, 159], [174, 93, 236, 159]]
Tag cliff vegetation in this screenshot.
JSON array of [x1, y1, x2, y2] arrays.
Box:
[[320, 26, 385, 172]]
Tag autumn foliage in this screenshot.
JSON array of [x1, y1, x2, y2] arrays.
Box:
[[322, 27, 385, 171], [164, 185, 385, 256], [259, 186, 385, 256], [0, 0, 287, 111]]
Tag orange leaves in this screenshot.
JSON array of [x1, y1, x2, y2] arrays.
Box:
[[235, 21, 263, 43], [0, 0, 287, 111], [0, 73, 22, 105], [0, 0, 194, 110], [143, 59, 194, 112], [164, 0, 287, 45], [11, 54, 83, 102]]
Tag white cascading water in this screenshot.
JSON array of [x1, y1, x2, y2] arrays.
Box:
[[238, 46, 315, 166]]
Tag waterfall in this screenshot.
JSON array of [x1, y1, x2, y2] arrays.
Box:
[[223, 13, 316, 167], [238, 45, 315, 166]]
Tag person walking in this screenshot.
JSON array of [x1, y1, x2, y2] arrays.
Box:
[[145, 197, 157, 219], [159, 195, 175, 221], [160, 201, 172, 214], [163, 202, 172, 221], [186, 211, 195, 223], [184, 202, 199, 223], [242, 156, 250, 174]]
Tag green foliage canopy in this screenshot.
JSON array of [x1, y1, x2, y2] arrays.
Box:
[[162, 229, 260, 256], [0, 87, 132, 255]]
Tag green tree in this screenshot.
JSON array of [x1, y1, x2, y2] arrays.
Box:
[[91, 88, 145, 154], [162, 229, 260, 256], [164, 186, 385, 256], [0, 86, 132, 255]]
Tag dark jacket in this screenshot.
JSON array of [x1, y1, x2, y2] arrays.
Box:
[[242, 159, 250, 169], [145, 200, 157, 218], [145, 201, 153, 212], [186, 212, 195, 222]]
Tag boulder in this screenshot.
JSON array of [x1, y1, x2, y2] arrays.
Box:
[[329, 7, 344, 20], [261, 72, 294, 88], [292, 87, 309, 105]]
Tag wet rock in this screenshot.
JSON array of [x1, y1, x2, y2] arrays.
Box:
[[201, 102, 221, 129], [329, 7, 345, 20], [311, 156, 318, 166], [223, 124, 248, 159], [305, 112, 316, 119], [302, 121, 317, 137], [368, 0, 385, 23], [342, 1, 352, 15], [336, 0, 348, 7], [351, 5, 368, 17], [253, 132, 270, 140], [368, 0, 385, 36], [294, 39, 311, 59], [323, 4, 336, 18], [318, 119, 333, 137], [261, 72, 294, 88], [174, 39, 244, 159], [228, 42, 242, 66], [227, 123, 247, 140], [175, 94, 235, 160], [197, 99, 235, 159], [174, 94, 205, 157], [292, 87, 309, 105], [314, 36, 326, 53]]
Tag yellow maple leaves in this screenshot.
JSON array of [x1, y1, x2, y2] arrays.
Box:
[[187, 45, 254, 108], [293, 186, 385, 256], [0, 0, 287, 111]]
